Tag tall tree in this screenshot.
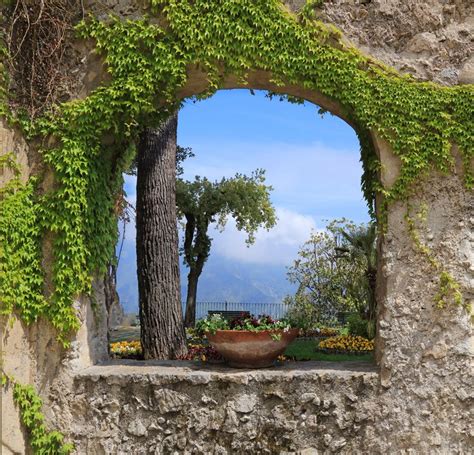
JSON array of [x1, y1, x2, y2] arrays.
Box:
[[286, 219, 370, 326], [176, 170, 276, 327], [339, 222, 377, 336], [136, 114, 187, 359]]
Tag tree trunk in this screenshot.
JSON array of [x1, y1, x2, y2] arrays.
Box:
[[104, 263, 124, 331], [366, 267, 377, 320], [183, 222, 209, 327], [136, 114, 187, 359], [184, 269, 198, 328]]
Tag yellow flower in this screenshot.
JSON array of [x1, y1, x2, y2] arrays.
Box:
[[110, 340, 142, 356], [319, 335, 373, 352]]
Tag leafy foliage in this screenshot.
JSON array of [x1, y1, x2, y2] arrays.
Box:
[[177, 169, 276, 267], [339, 221, 377, 337], [284, 293, 326, 331], [339, 223, 377, 273], [195, 313, 291, 336], [0, 0, 471, 341], [0, 156, 47, 323], [347, 313, 371, 339], [177, 167, 276, 325], [286, 219, 372, 325], [195, 313, 231, 334], [1, 374, 74, 454]]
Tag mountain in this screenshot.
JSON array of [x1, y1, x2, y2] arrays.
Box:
[[186, 255, 296, 303], [116, 250, 296, 314]]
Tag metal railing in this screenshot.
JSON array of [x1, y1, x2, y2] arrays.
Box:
[[189, 301, 288, 321]]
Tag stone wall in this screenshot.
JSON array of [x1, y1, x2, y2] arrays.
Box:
[[1, 1, 473, 453], [54, 361, 379, 454], [0, 271, 110, 454], [71, 0, 474, 102], [0, 120, 34, 455], [288, 0, 474, 85], [374, 166, 473, 452], [0, 119, 30, 185]]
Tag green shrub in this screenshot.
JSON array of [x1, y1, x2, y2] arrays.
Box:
[[347, 313, 373, 339]]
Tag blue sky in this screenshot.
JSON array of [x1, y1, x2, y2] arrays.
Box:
[[177, 90, 365, 221], [118, 89, 370, 306]]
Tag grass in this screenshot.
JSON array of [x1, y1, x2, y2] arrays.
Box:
[[284, 339, 374, 362], [110, 326, 140, 342]]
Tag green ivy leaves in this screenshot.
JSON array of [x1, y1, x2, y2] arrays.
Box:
[[7, 376, 74, 454], [0, 157, 47, 324]]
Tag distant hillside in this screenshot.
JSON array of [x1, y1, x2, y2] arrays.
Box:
[[116, 252, 296, 314], [190, 255, 296, 302]]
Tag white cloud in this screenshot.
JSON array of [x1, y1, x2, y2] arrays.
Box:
[[180, 140, 367, 213], [119, 204, 318, 267], [211, 207, 319, 266], [118, 139, 368, 263]]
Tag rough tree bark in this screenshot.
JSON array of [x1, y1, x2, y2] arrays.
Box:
[[184, 269, 199, 327], [136, 114, 187, 359], [183, 218, 209, 327], [104, 263, 123, 330]]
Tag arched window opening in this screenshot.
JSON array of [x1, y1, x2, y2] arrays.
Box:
[[110, 89, 377, 365]]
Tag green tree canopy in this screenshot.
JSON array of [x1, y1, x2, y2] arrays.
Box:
[[286, 219, 376, 328], [339, 221, 377, 330], [177, 168, 276, 326]]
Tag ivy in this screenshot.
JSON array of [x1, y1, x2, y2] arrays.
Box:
[[405, 204, 468, 312], [435, 271, 463, 310], [1, 373, 74, 454], [0, 155, 47, 324], [0, 0, 472, 343]]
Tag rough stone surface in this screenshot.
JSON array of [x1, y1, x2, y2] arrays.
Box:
[[287, 0, 474, 85], [1, 283, 109, 454], [71, 0, 474, 99], [0, 318, 31, 455], [53, 361, 379, 454], [0, 119, 30, 185], [459, 55, 474, 84], [374, 167, 474, 453]]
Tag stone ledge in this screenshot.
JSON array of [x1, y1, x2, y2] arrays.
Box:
[[76, 359, 378, 382]]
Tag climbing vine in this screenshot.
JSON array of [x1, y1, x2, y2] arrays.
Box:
[[405, 204, 465, 311], [0, 155, 46, 323], [3, 0, 81, 118], [0, 0, 472, 343], [1, 373, 74, 454]]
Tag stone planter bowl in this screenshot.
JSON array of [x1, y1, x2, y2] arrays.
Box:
[[206, 329, 299, 368]]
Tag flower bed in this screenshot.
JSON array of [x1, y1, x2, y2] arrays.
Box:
[[177, 344, 223, 363], [109, 340, 223, 362], [297, 327, 340, 340], [110, 341, 142, 359], [318, 335, 374, 354]]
